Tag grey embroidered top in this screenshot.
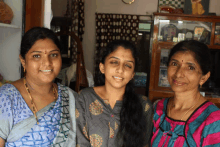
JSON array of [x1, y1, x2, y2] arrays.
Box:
[[76, 87, 153, 147]]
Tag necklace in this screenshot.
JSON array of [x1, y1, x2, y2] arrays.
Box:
[[23, 77, 57, 124], [169, 95, 201, 121]]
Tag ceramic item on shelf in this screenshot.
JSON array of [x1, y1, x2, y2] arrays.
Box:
[[0, 0, 13, 24], [122, 0, 134, 4]]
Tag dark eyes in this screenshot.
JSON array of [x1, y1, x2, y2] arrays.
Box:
[[50, 53, 58, 57], [33, 53, 58, 58], [170, 61, 195, 70], [33, 55, 40, 58], [170, 62, 178, 66], [188, 66, 195, 70], [110, 61, 132, 69]]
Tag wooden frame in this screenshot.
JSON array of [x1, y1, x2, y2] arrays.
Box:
[[55, 31, 88, 92], [25, 0, 44, 32]]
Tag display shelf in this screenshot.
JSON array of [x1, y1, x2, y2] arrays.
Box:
[[0, 23, 21, 29], [149, 13, 220, 108]]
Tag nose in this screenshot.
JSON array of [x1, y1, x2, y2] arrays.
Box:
[[42, 56, 52, 66], [175, 66, 185, 78], [116, 64, 124, 73]]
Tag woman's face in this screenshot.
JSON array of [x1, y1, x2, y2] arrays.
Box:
[[99, 46, 135, 90], [167, 51, 210, 93], [20, 38, 62, 85]]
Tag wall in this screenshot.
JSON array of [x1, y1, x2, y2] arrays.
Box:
[[0, 0, 23, 81]]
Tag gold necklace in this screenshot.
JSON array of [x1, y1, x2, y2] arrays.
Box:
[[23, 77, 57, 124], [169, 95, 201, 121]]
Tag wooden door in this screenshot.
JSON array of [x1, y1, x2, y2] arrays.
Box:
[[25, 0, 44, 32]]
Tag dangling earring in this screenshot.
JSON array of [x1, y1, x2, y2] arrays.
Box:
[[200, 84, 202, 89], [24, 68, 25, 73]]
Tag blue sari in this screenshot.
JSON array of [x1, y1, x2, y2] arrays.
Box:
[[0, 83, 77, 146]]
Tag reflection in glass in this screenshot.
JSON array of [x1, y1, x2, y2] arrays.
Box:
[[158, 49, 170, 87]]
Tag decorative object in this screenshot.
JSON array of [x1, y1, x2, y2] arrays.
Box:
[[178, 33, 185, 42], [194, 26, 204, 40], [0, 0, 13, 24], [159, 5, 175, 13], [122, 0, 134, 4], [161, 24, 178, 42], [158, 0, 185, 11], [186, 31, 193, 40], [159, 5, 184, 14], [184, 0, 210, 15]]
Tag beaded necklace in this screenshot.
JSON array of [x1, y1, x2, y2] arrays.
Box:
[[23, 77, 57, 124]]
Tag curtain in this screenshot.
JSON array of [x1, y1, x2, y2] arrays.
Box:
[[65, 0, 85, 63], [94, 13, 140, 80]]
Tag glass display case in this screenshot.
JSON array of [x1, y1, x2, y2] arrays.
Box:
[[149, 13, 220, 107], [157, 20, 212, 45]]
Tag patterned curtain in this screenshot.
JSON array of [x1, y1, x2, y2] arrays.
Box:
[[94, 13, 140, 78], [65, 0, 85, 63]]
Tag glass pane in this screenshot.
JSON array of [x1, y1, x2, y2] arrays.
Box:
[[158, 19, 212, 45], [158, 49, 170, 87], [214, 23, 220, 45]]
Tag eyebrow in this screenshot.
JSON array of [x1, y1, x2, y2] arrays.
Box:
[[30, 49, 60, 53], [109, 56, 134, 63]]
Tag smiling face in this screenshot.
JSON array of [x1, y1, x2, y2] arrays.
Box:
[[99, 46, 135, 90], [19, 38, 62, 85], [167, 51, 210, 93]]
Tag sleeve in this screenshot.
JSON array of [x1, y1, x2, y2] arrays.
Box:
[[142, 96, 153, 147], [75, 91, 91, 146], [201, 110, 220, 147], [0, 85, 13, 140]]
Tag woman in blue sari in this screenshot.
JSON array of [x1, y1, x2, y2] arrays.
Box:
[[0, 27, 77, 146]]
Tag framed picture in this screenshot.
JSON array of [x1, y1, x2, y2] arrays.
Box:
[[161, 24, 178, 42], [194, 26, 204, 40], [158, 0, 185, 11], [184, 0, 210, 15]]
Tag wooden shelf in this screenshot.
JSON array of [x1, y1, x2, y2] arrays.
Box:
[[0, 23, 21, 29]]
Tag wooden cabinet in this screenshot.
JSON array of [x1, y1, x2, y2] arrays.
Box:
[[149, 13, 220, 107]]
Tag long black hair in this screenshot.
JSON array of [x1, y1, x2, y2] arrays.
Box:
[[95, 40, 147, 147]]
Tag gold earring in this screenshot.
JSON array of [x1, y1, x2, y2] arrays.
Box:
[[24, 68, 25, 73], [200, 84, 202, 88]]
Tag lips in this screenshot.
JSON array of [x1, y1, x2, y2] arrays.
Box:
[[113, 76, 123, 80], [173, 79, 185, 86]]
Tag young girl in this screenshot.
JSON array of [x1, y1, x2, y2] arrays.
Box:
[[75, 40, 153, 147]]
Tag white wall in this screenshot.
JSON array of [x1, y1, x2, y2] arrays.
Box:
[[0, 0, 22, 81]]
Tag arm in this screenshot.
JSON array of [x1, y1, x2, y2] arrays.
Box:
[[0, 85, 13, 145], [201, 111, 220, 147], [0, 137, 5, 147]]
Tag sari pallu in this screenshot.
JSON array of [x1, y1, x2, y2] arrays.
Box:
[[0, 83, 76, 147]]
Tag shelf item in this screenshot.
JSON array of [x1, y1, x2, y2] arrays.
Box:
[[149, 13, 220, 107]]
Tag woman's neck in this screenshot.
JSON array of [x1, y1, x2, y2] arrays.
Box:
[[24, 77, 54, 95], [173, 90, 201, 109], [95, 85, 125, 109]]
